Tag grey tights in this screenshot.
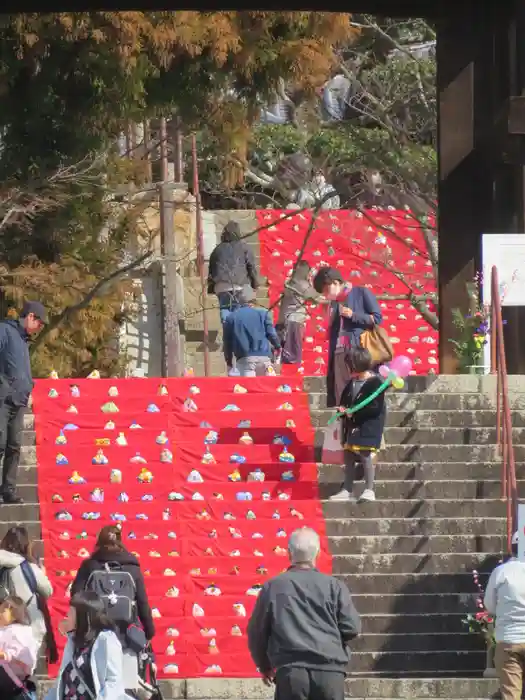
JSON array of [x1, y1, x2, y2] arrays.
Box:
[[343, 450, 375, 493]]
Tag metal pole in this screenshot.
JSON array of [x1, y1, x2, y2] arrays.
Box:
[[159, 117, 183, 377], [191, 133, 210, 377]]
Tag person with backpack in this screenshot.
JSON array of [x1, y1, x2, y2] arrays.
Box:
[[45, 590, 133, 700], [70, 526, 154, 694], [0, 526, 56, 664], [207, 221, 259, 325]]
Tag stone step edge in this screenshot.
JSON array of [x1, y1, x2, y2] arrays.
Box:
[[10, 497, 520, 506], [34, 676, 500, 696]]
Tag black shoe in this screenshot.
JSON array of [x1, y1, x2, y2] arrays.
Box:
[[2, 492, 23, 504]]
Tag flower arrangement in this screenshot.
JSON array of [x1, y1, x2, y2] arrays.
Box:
[[450, 278, 490, 373], [462, 569, 495, 646]]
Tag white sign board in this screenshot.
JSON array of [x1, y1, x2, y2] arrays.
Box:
[[519, 504, 525, 561], [481, 234, 525, 371], [482, 234, 525, 307]]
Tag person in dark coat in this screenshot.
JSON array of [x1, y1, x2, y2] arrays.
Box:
[[207, 221, 259, 324], [313, 267, 382, 408], [247, 527, 360, 700], [70, 525, 154, 694], [330, 346, 386, 503], [0, 301, 47, 504]]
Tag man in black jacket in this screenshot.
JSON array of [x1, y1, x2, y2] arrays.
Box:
[[0, 301, 46, 504], [207, 221, 259, 324], [247, 527, 360, 700]]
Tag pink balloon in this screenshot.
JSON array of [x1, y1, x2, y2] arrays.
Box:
[[389, 355, 413, 378], [378, 364, 391, 379]]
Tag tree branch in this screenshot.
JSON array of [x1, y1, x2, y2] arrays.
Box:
[[31, 250, 153, 351]]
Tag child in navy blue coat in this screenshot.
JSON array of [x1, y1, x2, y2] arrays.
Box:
[[330, 346, 386, 503]]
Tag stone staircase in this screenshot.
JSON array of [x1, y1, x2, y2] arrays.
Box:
[[19, 374, 524, 698], [183, 210, 269, 376]]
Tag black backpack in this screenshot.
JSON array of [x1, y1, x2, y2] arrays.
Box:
[[85, 562, 137, 626]]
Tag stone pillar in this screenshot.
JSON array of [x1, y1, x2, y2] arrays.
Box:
[[437, 0, 525, 373]]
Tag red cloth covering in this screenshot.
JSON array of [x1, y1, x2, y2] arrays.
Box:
[[33, 377, 331, 678], [256, 209, 438, 376]]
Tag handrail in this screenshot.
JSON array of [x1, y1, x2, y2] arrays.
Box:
[[490, 266, 518, 554]]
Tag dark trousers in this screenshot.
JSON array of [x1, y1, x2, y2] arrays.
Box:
[[280, 321, 304, 365], [275, 667, 345, 700], [0, 401, 24, 494]]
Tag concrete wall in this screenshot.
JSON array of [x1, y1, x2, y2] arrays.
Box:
[[120, 272, 164, 377]]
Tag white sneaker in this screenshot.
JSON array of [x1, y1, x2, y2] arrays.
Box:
[[359, 489, 376, 502], [329, 489, 356, 502]]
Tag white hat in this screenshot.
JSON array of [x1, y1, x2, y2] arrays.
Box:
[[512, 531, 519, 545]]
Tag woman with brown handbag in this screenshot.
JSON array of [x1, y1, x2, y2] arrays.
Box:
[[313, 267, 390, 408]]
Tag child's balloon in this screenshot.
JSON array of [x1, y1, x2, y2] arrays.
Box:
[[389, 355, 413, 378], [378, 365, 391, 379], [392, 376, 405, 390]]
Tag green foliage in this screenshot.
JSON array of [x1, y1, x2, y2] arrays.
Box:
[[0, 11, 356, 375]]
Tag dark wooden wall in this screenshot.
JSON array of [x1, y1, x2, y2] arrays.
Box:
[[437, 0, 525, 372]]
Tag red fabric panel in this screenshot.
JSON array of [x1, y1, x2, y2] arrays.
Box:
[[256, 209, 438, 376], [33, 377, 331, 678]]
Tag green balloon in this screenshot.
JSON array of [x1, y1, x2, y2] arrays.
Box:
[[327, 374, 394, 426]]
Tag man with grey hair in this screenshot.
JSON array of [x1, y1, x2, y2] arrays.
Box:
[[485, 532, 525, 700], [247, 527, 360, 700], [222, 285, 281, 376]]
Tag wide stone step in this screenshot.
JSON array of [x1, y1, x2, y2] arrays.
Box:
[[319, 478, 523, 500], [353, 444, 523, 463], [324, 498, 507, 519], [311, 407, 525, 428], [321, 461, 525, 482], [325, 516, 506, 537], [378, 426, 521, 444], [352, 593, 476, 615], [344, 677, 497, 697], [337, 572, 496, 596], [0, 521, 40, 541], [310, 391, 518, 411], [360, 612, 467, 635], [0, 503, 40, 520], [333, 552, 495, 575], [305, 373, 525, 395], [348, 649, 485, 675], [350, 631, 481, 654], [25, 442, 521, 465], [329, 534, 505, 555], [36, 677, 499, 699]]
